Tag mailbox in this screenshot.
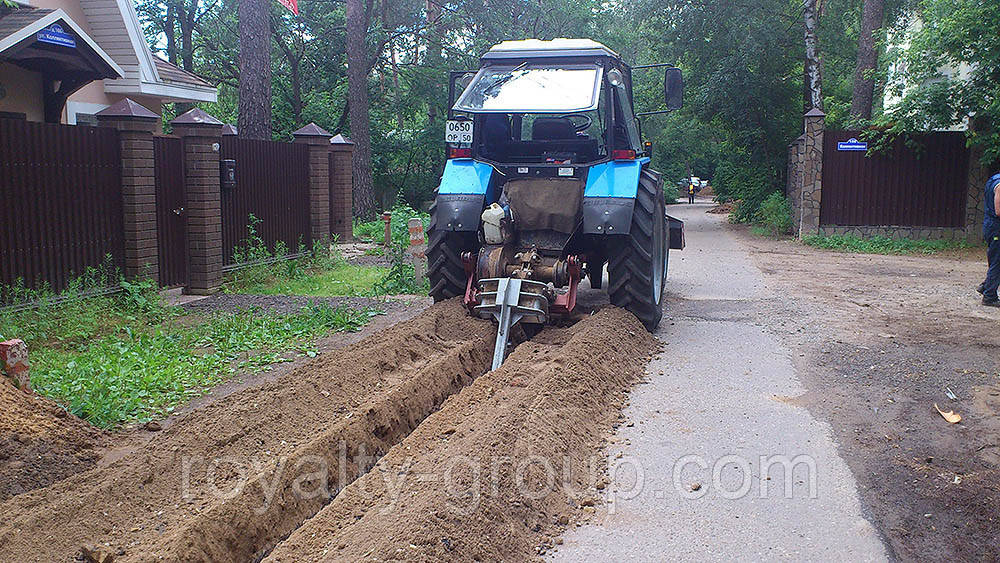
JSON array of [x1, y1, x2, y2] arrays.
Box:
[[220, 159, 236, 190]]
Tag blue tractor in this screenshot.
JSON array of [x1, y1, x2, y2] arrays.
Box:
[[427, 39, 684, 365]]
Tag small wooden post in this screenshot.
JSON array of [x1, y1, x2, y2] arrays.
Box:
[[382, 211, 393, 246], [408, 218, 426, 285]]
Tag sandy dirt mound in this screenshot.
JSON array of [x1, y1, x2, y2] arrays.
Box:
[[706, 201, 734, 214], [265, 307, 657, 561], [0, 383, 106, 502], [0, 300, 493, 562]]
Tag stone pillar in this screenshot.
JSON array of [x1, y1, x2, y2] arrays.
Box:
[[786, 136, 805, 226], [798, 108, 826, 238], [171, 108, 224, 295], [329, 134, 355, 242], [96, 98, 160, 281], [965, 149, 988, 243], [292, 123, 333, 247]]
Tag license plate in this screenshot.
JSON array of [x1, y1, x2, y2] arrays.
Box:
[[445, 120, 474, 144]]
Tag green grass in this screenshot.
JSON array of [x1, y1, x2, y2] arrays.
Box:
[[0, 282, 371, 428], [224, 234, 427, 298], [234, 262, 388, 297], [802, 234, 975, 255]]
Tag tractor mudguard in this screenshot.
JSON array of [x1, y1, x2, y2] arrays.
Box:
[[434, 193, 486, 232], [582, 197, 634, 234], [434, 159, 496, 232], [667, 214, 685, 249], [580, 159, 651, 235]]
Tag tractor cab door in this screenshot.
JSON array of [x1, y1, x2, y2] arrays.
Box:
[[448, 71, 477, 119]]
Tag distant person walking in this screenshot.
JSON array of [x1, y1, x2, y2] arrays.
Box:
[[688, 183, 696, 204], [978, 172, 1000, 306]]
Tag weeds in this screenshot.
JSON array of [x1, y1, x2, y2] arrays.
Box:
[[354, 204, 430, 247], [3, 290, 370, 428], [752, 192, 794, 236], [802, 234, 974, 254], [373, 243, 429, 296], [227, 214, 429, 298]]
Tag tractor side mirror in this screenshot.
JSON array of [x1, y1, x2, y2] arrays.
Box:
[[664, 68, 683, 110]]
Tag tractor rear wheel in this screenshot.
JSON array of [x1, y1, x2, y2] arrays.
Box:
[[608, 170, 667, 331], [427, 201, 478, 302]]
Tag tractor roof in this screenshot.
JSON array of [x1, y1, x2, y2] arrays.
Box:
[[482, 38, 621, 62]]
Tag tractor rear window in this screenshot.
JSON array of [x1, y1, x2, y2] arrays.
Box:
[[454, 64, 603, 113]]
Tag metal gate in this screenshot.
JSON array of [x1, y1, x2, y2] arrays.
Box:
[[220, 137, 310, 265], [153, 136, 187, 287], [0, 119, 123, 292], [821, 131, 970, 227]]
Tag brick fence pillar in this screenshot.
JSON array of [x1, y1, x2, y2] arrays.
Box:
[[96, 98, 160, 281], [292, 123, 333, 247], [171, 108, 223, 295], [798, 108, 826, 238], [330, 133, 354, 242]]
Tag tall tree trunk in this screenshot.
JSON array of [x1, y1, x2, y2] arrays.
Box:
[[238, 0, 272, 140], [346, 0, 376, 219], [803, 0, 823, 112], [850, 0, 884, 121], [389, 44, 404, 130], [425, 0, 442, 126], [165, 4, 177, 64]]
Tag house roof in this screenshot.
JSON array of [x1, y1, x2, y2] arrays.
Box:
[[153, 56, 213, 89], [0, 6, 123, 80], [75, 0, 216, 103]]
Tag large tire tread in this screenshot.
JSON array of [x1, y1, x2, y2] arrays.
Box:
[[427, 200, 478, 302], [608, 169, 666, 331]]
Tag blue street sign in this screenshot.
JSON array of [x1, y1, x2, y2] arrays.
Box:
[[837, 137, 868, 152], [36, 24, 76, 48]]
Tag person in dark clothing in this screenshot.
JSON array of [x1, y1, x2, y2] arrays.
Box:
[[978, 173, 1000, 306], [688, 183, 696, 204]]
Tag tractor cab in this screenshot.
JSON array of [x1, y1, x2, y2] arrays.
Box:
[[447, 39, 654, 167]]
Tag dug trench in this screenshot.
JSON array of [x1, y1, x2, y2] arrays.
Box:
[[0, 300, 655, 561], [265, 307, 657, 561], [0, 300, 493, 561]]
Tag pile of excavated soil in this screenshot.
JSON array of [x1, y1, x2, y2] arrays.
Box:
[[706, 201, 734, 214], [0, 383, 105, 502], [266, 307, 657, 561], [0, 300, 493, 562]]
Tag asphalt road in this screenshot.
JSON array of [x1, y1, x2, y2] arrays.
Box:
[[552, 201, 889, 561]]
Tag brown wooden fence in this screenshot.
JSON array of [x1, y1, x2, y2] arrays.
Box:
[[153, 136, 187, 287], [821, 130, 970, 227], [0, 119, 123, 293]]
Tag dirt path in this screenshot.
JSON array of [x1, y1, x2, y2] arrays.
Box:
[[737, 228, 1000, 560]]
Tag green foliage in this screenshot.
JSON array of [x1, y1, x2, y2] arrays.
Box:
[[876, 0, 1000, 163], [225, 216, 423, 297], [373, 243, 428, 296], [802, 234, 973, 254], [353, 204, 430, 246], [753, 192, 794, 236], [21, 302, 368, 428], [713, 154, 778, 223], [231, 261, 387, 297], [663, 182, 680, 204]]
